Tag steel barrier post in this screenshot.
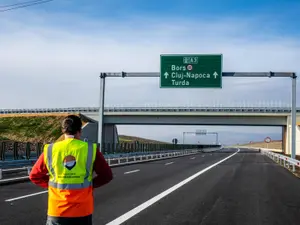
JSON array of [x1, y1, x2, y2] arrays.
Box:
[[98, 73, 106, 152], [27, 167, 31, 175], [291, 74, 297, 172]]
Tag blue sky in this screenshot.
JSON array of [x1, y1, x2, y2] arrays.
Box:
[[2, 0, 299, 36], [15, 0, 299, 18], [41, 0, 299, 17], [0, 0, 299, 145]]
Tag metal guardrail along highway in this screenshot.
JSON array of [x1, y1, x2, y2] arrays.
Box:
[[262, 149, 300, 172], [0, 148, 211, 183], [1, 106, 300, 114], [0, 139, 221, 182]]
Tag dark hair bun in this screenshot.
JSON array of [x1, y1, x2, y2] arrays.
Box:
[[62, 115, 82, 135]]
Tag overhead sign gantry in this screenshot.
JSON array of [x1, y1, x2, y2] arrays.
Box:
[[183, 130, 219, 145], [97, 53, 297, 170]]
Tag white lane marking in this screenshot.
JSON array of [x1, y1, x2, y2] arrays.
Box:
[[124, 169, 140, 174], [165, 162, 174, 166], [190, 157, 195, 160], [106, 149, 240, 225], [5, 190, 48, 202], [202, 155, 205, 157], [0, 176, 29, 183], [2, 168, 27, 172]]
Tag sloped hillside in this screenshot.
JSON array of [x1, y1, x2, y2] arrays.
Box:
[[119, 135, 169, 144], [238, 140, 283, 150], [0, 114, 167, 144], [0, 114, 75, 142]]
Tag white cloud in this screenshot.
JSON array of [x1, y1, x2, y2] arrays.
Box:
[[0, 10, 298, 144]]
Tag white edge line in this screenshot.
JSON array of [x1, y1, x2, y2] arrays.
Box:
[[124, 169, 140, 174], [190, 157, 195, 160], [5, 190, 48, 202], [0, 176, 29, 183], [165, 162, 174, 166], [2, 167, 27, 172], [106, 149, 240, 225]]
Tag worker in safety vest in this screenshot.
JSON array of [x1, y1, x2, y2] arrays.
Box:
[[29, 115, 113, 225]]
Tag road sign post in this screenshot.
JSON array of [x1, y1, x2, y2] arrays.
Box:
[[291, 75, 297, 172], [264, 137, 271, 149], [98, 73, 106, 152], [172, 138, 178, 145], [160, 54, 222, 88]]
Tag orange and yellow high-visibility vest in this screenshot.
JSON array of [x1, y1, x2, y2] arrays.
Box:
[[44, 138, 96, 217]]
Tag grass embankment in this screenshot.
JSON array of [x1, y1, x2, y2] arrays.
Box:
[[0, 114, 166, 144], [118, 135, 168, 144], [239, 140, 300, 160], [238, 140, 283, 150], [0, 114, 77, 142]]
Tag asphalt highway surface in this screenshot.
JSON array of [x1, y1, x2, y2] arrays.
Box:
[[1, 148, 300, 225]]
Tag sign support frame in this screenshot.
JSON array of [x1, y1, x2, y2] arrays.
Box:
[[264, 136, 272, 149], [98, 71, 297, 163], [291, 74, 297, 171], [98, 73, 106, 152], [182, 131, 219, 145]]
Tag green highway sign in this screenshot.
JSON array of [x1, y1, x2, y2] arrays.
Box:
[[160, 54, 222, 88]]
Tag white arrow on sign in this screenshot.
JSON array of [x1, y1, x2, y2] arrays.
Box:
[[213, 72, 218, 79], [164, 72, 169, 79]]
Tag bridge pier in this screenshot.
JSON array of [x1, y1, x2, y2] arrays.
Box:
[[285, 115, 300, 156], [80, 122, 119, 150], [103, 124, 119, 149], [282, 126, 287, 154]]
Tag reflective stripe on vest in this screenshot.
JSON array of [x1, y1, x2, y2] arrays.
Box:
[[44, 139, 96, 217], [46, 141, 94, 190]]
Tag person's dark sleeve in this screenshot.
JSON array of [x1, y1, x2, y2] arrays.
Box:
[[93, 148, 113, 188], [29, 152, 49, 188]]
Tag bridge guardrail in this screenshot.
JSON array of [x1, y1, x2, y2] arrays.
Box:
[[261, 149, 300, 172], [0, 167, 31, 179], [1, 106, 299, 114]]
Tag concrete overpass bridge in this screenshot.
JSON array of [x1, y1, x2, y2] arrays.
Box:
[[1, 106, 300, 155], [1, 106, 300, 126]]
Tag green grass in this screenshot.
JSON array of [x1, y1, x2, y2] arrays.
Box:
[[118, 135, 169, 144], [0, 116, 67, 142], [0, 136, 9, 140], [0, 115, 167, 144], [235, 140, 283, 150]]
